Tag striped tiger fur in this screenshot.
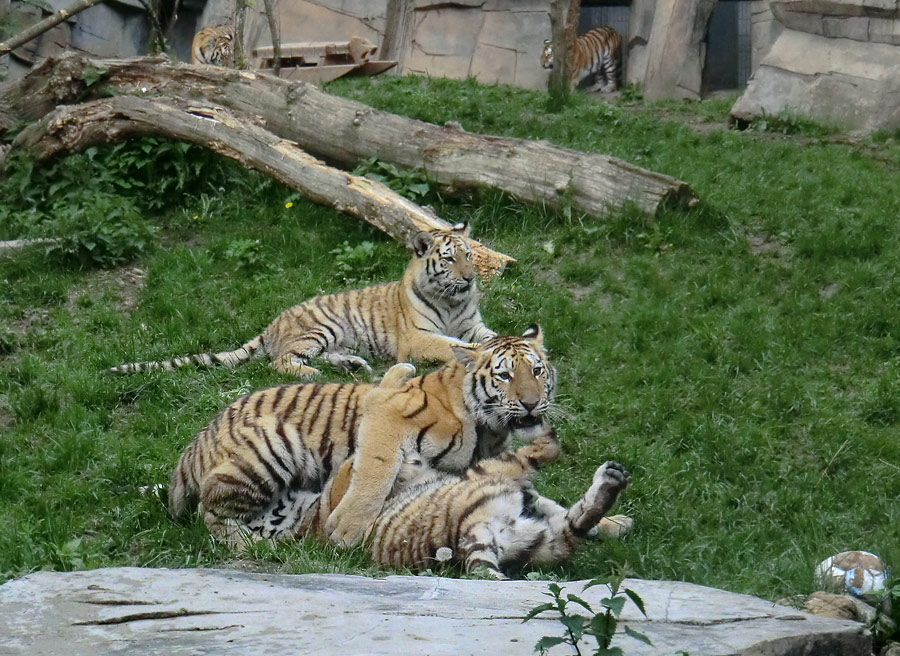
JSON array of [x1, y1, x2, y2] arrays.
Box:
[[109, 223, 495, 377], [190, 24, 235, 67], [541, 26, 622, 93], [360, 455, 630, 579], [308, 424, 631, 578], [167, 326, 557, 548]]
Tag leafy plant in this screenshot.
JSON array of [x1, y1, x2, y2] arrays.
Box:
[[524, 573, 652, 655], [352, 156, 432, 201], [224, 238, 264, 270], [330, 240, 378, 283], [44, 192, 157, 267]]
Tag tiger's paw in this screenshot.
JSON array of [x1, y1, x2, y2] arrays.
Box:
[[589, 514, 633, 540], [324, 352, 373, 375], [324, 505, 371, 548], [593, 461, 630, 491], [274, 355, 320, 378], [379, 363, 416, 388]]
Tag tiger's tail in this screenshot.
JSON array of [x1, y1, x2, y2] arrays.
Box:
[[108, 334, 265, 374]]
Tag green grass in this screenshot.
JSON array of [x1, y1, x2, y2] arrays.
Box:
[[2, 76, 900, 603]]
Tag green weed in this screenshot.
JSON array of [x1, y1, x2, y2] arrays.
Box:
[[524, 572, 651, 655]]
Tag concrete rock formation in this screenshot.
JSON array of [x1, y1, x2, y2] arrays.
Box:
[[731, 0, 900, 132], [0, 567, 872, 655]]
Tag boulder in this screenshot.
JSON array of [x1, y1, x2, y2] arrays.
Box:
[[0, 567, 872, 655], [731, 0, 900, 132]]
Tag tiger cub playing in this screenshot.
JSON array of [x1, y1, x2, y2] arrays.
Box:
[[320, 424, 631, 579], [167, 326, 557, 548], [541, 26, 622, 93], [191, 24, 235, 67], [110, 223, 495, 377]]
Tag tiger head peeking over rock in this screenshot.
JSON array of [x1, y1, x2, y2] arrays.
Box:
[[109, 223, 496, 377], [167, 326, 557, 549]]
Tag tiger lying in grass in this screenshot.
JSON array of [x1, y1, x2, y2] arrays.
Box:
[[323, 426, 631, 579], [168, 327, 562, 548], [110, 223, 495, 377]]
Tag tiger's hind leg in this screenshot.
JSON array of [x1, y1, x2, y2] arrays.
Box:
[[270, 336, 325, 377]]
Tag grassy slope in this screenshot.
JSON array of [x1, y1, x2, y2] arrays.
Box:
[[2, 76, 899, 600]]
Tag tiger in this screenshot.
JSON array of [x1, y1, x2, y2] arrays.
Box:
[[191, 24, 235, 67], [167, 326, 561, 549], [541, 26, 622, 93], [319, 431, 632, 579], [109, 223, 495, 377]]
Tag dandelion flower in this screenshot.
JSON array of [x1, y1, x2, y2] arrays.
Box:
[[285, 201, 294, 209]]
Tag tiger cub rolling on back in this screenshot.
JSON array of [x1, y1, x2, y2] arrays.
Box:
[[191, 24, 235, 67], [541, 26, 622, 93], [322, 426, 631, 579], [110, 223, 495, 377], [167, 327, 558, 548]]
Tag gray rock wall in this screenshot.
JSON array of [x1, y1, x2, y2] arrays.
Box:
[[732, 0, 900, 132]]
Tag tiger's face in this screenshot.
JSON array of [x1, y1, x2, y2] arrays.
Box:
[[540, 39, 554, 70], [453, 325, 556, 432], [411, 223, 477, 301]]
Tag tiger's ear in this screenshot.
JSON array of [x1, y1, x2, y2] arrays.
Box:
[[450, 343, 479, 371], [412, 231, 433, 257], [522, 324, 544, 347], [451, 222, 470, 237], [544, 39, 551, 45]]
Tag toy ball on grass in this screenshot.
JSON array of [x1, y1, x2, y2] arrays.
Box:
[[815, 551, 889, 597]]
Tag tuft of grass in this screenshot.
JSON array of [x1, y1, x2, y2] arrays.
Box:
[[1, 75, 899, 608]]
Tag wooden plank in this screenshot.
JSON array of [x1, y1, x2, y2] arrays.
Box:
[[260, 64, 357, 83], [254, 41, 351, 59], [359, 60, 397, 76]]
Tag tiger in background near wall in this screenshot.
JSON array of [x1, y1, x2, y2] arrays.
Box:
[[109, 223, 496, 377], [167, 327, 565, 549], [541, 26, 622, 93], [191, 24, 235, 67]]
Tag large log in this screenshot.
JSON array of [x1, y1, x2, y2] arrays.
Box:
[[0, 54, 696, 218], [9, 95, 512, 279]]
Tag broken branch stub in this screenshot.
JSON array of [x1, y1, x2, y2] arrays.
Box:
[[10, 96, 512, 279]]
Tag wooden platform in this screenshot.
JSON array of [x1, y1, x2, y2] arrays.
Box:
[[253, 40, 397, 83]]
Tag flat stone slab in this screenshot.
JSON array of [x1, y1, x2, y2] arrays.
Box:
[[0, 568, 870, 655]]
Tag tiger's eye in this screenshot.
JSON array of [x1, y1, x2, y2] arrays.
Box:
[[496, 371, 512, 382]]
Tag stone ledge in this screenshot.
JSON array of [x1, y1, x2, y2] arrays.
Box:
[[731, 28, 900, 132], [0, 567, 871, 655]]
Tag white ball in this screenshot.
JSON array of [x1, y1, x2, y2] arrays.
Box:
[[814, 551, 889, 597]]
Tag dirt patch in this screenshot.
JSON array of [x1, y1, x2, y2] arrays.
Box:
[[0, 395, 15, 431], [534, 266, 605, 304], [747, 233, 792, 269], [66, 266, 146, 314]]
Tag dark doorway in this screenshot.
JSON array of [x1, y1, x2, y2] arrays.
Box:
[[704, 0, 752, 91]]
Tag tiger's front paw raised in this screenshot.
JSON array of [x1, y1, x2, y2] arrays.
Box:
[[594, 461, 630, 492]]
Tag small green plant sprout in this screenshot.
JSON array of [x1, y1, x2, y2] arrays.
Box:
[[224, 238, 264, 270], [352, 156, 431, 201], [523, 572, 652, 656], [330, 240, 378, 283], [870, 581, 900, 650]]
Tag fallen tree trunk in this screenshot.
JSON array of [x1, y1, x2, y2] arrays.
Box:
[[10, 95, 512, 278], [0, 54, 696, 218]]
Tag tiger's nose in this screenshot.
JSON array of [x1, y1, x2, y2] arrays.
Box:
[[520, 399, 539, 414]]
